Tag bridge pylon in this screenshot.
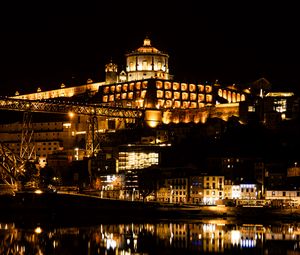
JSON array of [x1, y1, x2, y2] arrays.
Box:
[[0, 143, 25, 189], [85, 114, 101, 157], [20, 111, 36, 161]]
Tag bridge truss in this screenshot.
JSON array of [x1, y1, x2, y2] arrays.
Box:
[[0, 97, 143, 118], [0, 97, 144, 187]]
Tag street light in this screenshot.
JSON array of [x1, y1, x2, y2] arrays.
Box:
[[170, 185, 173, 203], [132, 188, 135, 201]]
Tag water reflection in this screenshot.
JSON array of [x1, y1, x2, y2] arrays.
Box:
[[1, 220, 299, 254]]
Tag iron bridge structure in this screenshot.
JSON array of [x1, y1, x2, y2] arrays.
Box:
[[0, 96, 144, 189]]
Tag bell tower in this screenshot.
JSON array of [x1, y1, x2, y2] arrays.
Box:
[[105, 60, 118, 84]]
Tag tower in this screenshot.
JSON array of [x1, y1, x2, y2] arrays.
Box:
[[105, 60, 118, 84]]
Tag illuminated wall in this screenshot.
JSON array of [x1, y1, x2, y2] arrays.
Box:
[[100, 79, 244, 126], [12, 82, 104, 100]]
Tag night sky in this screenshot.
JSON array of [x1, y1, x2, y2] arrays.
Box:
[[0, 1, 299, 96]]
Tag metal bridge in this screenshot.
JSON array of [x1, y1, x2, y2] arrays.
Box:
[[0, 97, 143, 118], [0, 96, 144, 189]]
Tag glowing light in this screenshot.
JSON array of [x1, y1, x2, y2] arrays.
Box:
[[34, 227, 42, 234], [231, 230, 241, 245], [34, 189, 43, 194], [68, 111, 75, 118]]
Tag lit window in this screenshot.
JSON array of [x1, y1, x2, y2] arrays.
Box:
[[174, 101, 181, 108], [206, 95, 212, 102], [122, 84, 128, 92], [205, 85, 212, 93], [218, 89, 223, 97], [165, 100, 172, 108], [158, 99, 164, 107], [182, 101, 189, 108], [173, 82, 180, 90], [103, 95, 108, 102], [128, 92, 133, 99], [190, 102, 197, 108], [116, 85, 122, 92], [198, 84, 204, 92], [182, 92, 188, 100], [232, 92, 236, 102], [174, 92, 180, 99], [142, 60, 147, 70], [129, 83, 135, 91], [165, 91, 172, 99], [141, 90, 147, 98], [130, 62, 135, 71], [190, 93, 197, 101], [198, 94, 205, 102], [156, 81, 163, 89], [142, 81, 148, 89], [164, 81, 171, 90], [157, 61, 162, 70], [189, 84, 196, 92], [181, 83, 187, 91], [136, 82, 141, 90], [157, 90, 164, 98], [104, 86, 110, 93]]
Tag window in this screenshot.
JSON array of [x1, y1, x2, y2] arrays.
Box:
[[283, 192, 286, 196], [142, 60, 147, 70]]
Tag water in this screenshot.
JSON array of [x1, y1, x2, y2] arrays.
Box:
[[1, 219, 299, 254]]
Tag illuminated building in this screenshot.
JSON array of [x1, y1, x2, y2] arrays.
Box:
[[189, 175, 204, 204], [203, 176, 224, 205], [239, 183, 258, 200], [11, 37, 248, 129], [241, 91, 300, 127], [117, 144, 162, 172], [265, 189, 300, 207], [0, 121, 75, 167], [126, 37, 171, 81]]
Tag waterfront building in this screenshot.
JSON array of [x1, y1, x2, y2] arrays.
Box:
[[189, 175, 204, 204], [156, 177, 189, 204], [203, 175, 224, 205], [265, 189, 300, 207]]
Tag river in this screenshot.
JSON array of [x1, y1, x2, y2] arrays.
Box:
[[1, 218, 299, 254]]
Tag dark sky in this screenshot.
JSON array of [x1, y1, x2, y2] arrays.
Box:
[[0, 1, 299, 96]]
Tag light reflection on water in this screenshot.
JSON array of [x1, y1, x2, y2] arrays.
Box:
[[0, 220, 300, 255]]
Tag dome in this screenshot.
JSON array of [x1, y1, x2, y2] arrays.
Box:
[[136, 37, 160, 53]]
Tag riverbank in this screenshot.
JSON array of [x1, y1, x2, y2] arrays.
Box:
[[0, 192, 299, 224]]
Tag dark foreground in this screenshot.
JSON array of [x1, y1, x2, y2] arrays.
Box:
[[0, 192, 299, 225]]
